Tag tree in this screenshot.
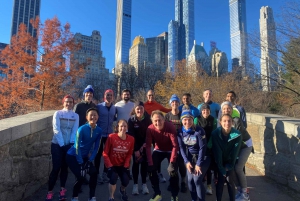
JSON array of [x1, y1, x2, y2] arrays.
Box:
[[0, 17, 85, 118]]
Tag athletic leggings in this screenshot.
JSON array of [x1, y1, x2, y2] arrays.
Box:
[[66, 155, 97, 199], [94, 137, 108, 174], [108, 166, 130, 186], [186, 155, 210, 201], [177, 154, 187, 181], [205, 154, 218, 185], [132, 155, 147, 184], [216, 169, 235, 201]]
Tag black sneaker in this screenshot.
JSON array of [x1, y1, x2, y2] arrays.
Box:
[[119, 187, 128, 201], [180, 182, 187, 193]]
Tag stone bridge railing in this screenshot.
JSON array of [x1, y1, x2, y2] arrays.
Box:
[[0, 112, 300, 199]]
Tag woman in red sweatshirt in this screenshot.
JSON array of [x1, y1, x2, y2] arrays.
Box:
[[103, 119, 135, 201]]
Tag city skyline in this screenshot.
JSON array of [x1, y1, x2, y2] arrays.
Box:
[[0, 0, 286, 72]]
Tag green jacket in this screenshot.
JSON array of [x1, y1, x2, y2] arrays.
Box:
[[211, 127, 242, 176]]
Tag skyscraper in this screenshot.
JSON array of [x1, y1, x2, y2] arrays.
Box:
[[229, 0, 249, 77], [0, 43, 8, 78], [129, 36, 148, 75], [168, 0, 195, 72], [146, 32, 168, 66], [115, 0, 132, 67], [11, 0, 41, 39], [260, 6, 278, 91]]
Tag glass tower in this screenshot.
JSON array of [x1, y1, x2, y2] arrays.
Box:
[[229, 0, 249, 76], [168, 0, 194, 72], [11, 0, 41, 39], [115, 0, 132, 67]]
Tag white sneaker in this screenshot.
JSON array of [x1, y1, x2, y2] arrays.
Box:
[[158, 173, 166, 183], [132, 184, 139, 195], [88, 197, 97, 201], [142, 184, 149, 194], [237, 193, 250, 201], [102, 172, 110, 183], [206, 185, 213, 195]]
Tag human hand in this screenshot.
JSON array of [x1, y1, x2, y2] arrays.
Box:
[[194, 165, 202, 176], [186, 162, 193, 173], [80, 163, 87, 177]]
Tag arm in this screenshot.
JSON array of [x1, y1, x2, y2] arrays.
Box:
[[124, 137, 135, 168], [169, 125, 179, 163], [75, 128, 83, 164], [146, 127, 153, 166], [157, 102, 171, 113], [196, 129, 207, 167], [226, 134, 242, 171], [192, 106, 200, 117], [89, 128, 102, 162], [211, 130, 226, 176], [52, 111, 65, 147], [177, 134, 189, 164], [70, 113, 79, 144], [103, 135, 113, 168]]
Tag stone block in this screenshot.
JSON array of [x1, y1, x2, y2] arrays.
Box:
[[9, 134, 36, 157], [247, 124, 261, 153], [30, 118, 48, 134], [25, 142, 51, 158], [0, 128, 12, 146], [39, 128, 53, 142], [11, 123, 31, 141], [274, 131, 291, 155]]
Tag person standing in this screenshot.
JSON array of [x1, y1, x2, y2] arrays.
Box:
[[177, 110, 210, 201], [66, 108, 102, 201], [146, 111, 179, 201], [179, 93, 200, 117], [226, 91, 247, 128], [103, 120, 135, 201], [165, 94, 187, 193], [95, 89, 117, 184], [144, 90, 171, 115], [211, 114, 242, 201], [74, 85, 96, 127], [128, 101, 152, 195], [45, 95, 79, 201], [197, 89, 220, 119], [115, 89, 135, 122]]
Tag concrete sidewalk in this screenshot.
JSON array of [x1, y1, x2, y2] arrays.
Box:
[[26, 160, 299, 201]]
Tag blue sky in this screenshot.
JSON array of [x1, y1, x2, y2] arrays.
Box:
[[0, 0, 286, 72]]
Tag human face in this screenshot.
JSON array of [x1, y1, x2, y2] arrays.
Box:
[[84, 92, 93, 102], [226, 93, 236, 104], [118, 121, 128, 134], [202, 108, 210, 118], [147, 91, 154, 102], [222, 105, 232, 115], [220, 115, 232, 132], [203, 90, 212, 102], [135, 106, 144, 118], [122, 92, 130, 102], [182, 95, 191, 105], [105, 92, 113, 103], [182, 117, 193, 130], [171, 100, 179, 109], [63, 98, 74, 110], [86, 110, 98, 126], [152, 114, 165, 131]]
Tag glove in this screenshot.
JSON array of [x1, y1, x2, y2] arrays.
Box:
[[61, 144, 71, 153], [123, 167, 131, 177], [167, 162, 178, 177], [84, 161, 92, 174], [80, 163, 87, 177]]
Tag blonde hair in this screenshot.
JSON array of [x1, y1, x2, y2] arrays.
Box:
[[115, 119, 128, 133]]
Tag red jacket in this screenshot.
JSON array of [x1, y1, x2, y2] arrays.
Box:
[[103, 133, 134, 168], [146, 122, 178, 166], [144, 101, 171, 115]]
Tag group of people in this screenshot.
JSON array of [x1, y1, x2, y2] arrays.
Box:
[[45, 85, 253, 201]]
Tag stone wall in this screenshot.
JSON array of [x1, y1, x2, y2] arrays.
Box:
[[0, 111, 55, 200], [246, 113, 300, 192]]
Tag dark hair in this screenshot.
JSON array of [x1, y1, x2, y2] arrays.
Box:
[[220, 114, 233, 121], [203, 88, 212, 93], [86, 107, 99, 115], [115, 119, 128, 132], [122, 89, 131, 95], [227, 91, 236, 98], [182, 93, 191, 98]]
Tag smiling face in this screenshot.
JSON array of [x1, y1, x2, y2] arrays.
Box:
[[182, 95, 191, 105], [84, 92, 93, 102], [182, 117, 193, 130], [118, 120, 128, 134], [202, 108, 210, 118], [220, 115, 233, 131], [86, 110, 98, 126], [63, 98, 74, 110], [152, 113, 165, 131], [226, 93, 236, 103], [171, 100, 179, 109], [203, 90, 212, 102], [105, 91, 113, 103], [222, 105, 232, 115], [147, 90, 154, 102], [135, 105, 144, 118], [122, 91, 130, 102]]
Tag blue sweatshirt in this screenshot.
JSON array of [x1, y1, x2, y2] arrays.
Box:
[[179, 104, 200, 117], [67, 123, 102, 164], [96, 102, 116, 137], [177, 126, 207, 167]]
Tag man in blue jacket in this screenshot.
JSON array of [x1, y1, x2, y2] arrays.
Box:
[[179, 93, 200, 117]]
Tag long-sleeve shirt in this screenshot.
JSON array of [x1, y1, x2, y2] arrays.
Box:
[[103, 133, 135, 168], [144, 101, 171, 115], [179, 104, 200, 117], [74, 101, 96, 127], [177, 126, 207, 167], [96, 102, 116, 137], [115, 100, 135, 121], [211, 127, 242, 176], [52, 109, 79, 146], [67, 123, 102, 164], [146, 122, 178, 166], [165, 111, 182, 131]]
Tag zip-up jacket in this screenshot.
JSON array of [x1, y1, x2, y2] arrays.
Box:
[[146, 122, 178, 166], [67, 123, 102, 164], [194, 115, 217, 150], [211, 127, 242, 176], [96, 102, 116, 137], [234, 105, 247, 128], [177, 126, 207, 167], [144, 100, 171, 115], [232, 116, 252, 148], [179, 104, 200, 117], [74, 101, 96, 127], [52, 109, 79, 146]]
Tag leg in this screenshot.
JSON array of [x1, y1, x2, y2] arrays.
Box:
[[216, 170, 226, 201], [194, 156, 211, 201], [141, 160, 148, 184], [167, 152, 179, 198], [48, 143, 63, 191], [88, 162, 98, 199], [94, 137, 106, 174], [66, 155, 85, 198], [234, 147, 252, 190], [178, 154, 187, 192], [187, 169, 197, 201], [108, 166, 119, 199], [132, 156, 140, 184], [149, 151, 165, 195], [226, 170, 236, 201], [60, 146, 69, 188], [119, 167, 130, 201]]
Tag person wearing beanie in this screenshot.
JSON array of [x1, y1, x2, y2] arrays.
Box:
[[194, 103, 218, 195], [127, 101, 152, 195], [177, 110, 210, 201], [115, 89, 135, 121], [226, 91, 247, 128], [197, 89, 221, 119], [45, 95, 79, 201], [165, 94, 187, 193], [74, 85, 96, 127], [219, 101, 253, 201], [144, 90, 171, 115], [95, 89, 117, 184], [179, 93, 200, 117]]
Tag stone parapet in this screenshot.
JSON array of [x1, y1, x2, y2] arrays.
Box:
[[0, 111, 55, 200], [246, 113, 300, 192]]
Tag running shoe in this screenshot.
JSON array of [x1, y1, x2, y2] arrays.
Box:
[[180, 182, 187, 193], [97, 175, 104, 185], [45, 191, 53, 201], [142, 184, 149, 194], [132, 184, 139, 195], [158, 173, 166, 183], [102, 172, 110, 183], [119, 187, 128, 201], [88, 197, 97, 201], [149, 193, 162, 201], [206, 185, 213, 195], [71, 198, 79, 201], [108, 198, 115, 201], [171, 196, 178, 201], [59, 188, 67, 200], [237, 193, 250, 201]]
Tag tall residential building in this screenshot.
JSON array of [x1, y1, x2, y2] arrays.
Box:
[[115, 0, 132, 67], [146, 32, 168, 66], [129, 36, 148, 75], [229, 0, 249, 77], [168, 0, 195, 72], [209, 42, 228, 77], [260, 6, 278, 91], [11, 0, 41, 39], [0, 43, 8, 78], [187, 41, 210, 75]]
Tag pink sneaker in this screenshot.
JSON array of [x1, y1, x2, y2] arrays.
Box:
[[59, 188, 67, 200], [45, 191, 54, 201]]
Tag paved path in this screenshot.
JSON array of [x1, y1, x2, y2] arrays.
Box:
[[26, 160, 299, 201]]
